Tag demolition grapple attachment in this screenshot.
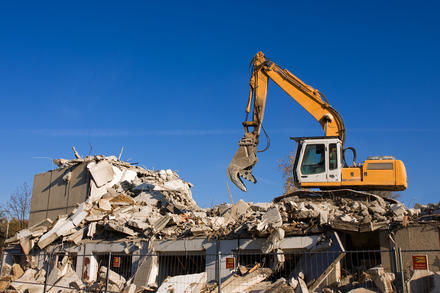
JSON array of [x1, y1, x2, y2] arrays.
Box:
[[227, 134, 258, 192]]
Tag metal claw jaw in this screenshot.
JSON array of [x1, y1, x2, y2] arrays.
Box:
[[227, 135, 258, 192]]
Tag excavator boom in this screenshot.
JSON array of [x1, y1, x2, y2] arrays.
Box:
[[228, 52, 345, 191]]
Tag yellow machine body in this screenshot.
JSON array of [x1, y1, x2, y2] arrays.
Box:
[[300, 160, 407, 191]]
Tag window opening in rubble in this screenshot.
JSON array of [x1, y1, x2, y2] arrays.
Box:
[[95, 253, 132, 281], [235, 250, 302, 281], [12, 254, 27, 269], [339, 231, 381, 283], [301, 144, 326, 174], [158, 252, 205, 285]]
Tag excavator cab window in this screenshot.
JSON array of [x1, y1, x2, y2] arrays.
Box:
[[301, 144, 325, 175], [329, 143, 338, 170]]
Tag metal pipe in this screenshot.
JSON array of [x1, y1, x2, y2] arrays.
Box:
[[217, 251, 222, 293], [392, 247, 398, 281], [43, 252, 49, 293], [398, 248, 405, 293], [105, 252, 112, 293]]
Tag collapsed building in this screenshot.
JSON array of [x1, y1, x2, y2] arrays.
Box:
[[1, 154, 439, 292]]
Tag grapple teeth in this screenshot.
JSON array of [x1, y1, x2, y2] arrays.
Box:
[[227, 167, 247, 192], [227, 135, 258, 192]]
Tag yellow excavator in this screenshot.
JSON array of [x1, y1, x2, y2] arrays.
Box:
[[227, 52, 407, 193]]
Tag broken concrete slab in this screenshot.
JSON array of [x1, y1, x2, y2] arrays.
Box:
[[235, 199, 250, 218], [98, 198, 112, 212], [70, 202, 91, 226], [11, 263, 24, 281], [87, 222, 97, 238], [127, 219, 149, 230], [153, 214, 172, 233], [157, 272, 207, 293], [133, 254, 159, 289], [88, 160, 115, 187], [107, 221, 137, 236], [260, 277, 294, 293], [47, 265, 84, 292], [110, 193, 136, 205], [38, 216, 75, 249], [257, 206, 282, 231], [19, 236, 34, 255], [89, 179, 109, 202], [99, 266, 126, 291], [346, 288, 378, 293], [11, 268, 45, 293], [219, 268, 272, 293], [295, 273, 309, 293], [368, 266, 394, 293], [123, 283, 137, 293], [85, 207, 106, 222], [261, 228, 285, 253]]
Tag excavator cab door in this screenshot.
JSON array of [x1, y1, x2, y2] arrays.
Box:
[[294, 137, 342, 185]]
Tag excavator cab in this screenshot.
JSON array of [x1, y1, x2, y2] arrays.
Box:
[[292, 137, 343, 187], [292, 137, 407, 191]]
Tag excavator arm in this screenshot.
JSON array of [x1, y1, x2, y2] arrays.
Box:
[[228, 52, 346, 191]]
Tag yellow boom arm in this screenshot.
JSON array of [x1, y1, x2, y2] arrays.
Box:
[[228, 51, 345, 191]]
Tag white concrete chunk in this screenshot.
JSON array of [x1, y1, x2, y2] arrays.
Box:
[[157, 272, 207, 293], [88, 160, 115, 187], [121, 169, 137, 183], [87, 222, 97, 238], [257, 207, 282, 231], [70, 202, 91, 226]]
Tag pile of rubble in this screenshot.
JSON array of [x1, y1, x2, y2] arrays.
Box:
[[155, 263, 397, 293], [1, 154, 435, 292], [5, 155, 423, 254]]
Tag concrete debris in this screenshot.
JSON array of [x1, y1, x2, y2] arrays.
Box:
[[257, 206, 283, 232], [157, 272, 206, 293], [88, 160, 115, 187], [123, 283, 137, 293], [19, 236, 34, 255], [99, 266, 126, 291], [10, 268, 46, 293], [47, 264, 84, 293], [214, 268, 273, 293], [5, 154, 440, 292], [11, 264, 24, 281], [261, 228, 285, 253], [367, 266, 394, 293], [133, 254, 159, 289], [346, 289, 378, 293], [261, 277, 294, 293], [87, 222, 96, 238], [8, 255, 84, 292], [295, 272, 309, 293]]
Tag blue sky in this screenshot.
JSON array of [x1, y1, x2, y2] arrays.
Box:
[[0, 1, 439, 208]]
